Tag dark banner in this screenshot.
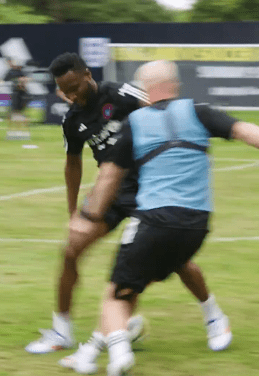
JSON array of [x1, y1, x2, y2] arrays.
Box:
[[179, 61, 259, 109], [105, 49, 259, 110], [0, 23, 259, 69]]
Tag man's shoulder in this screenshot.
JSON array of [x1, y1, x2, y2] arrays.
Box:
[[98, 81, 120, 93], [62, 104, 77, 126], [99, 81, 148, 104], [194, 101, 210, 110]]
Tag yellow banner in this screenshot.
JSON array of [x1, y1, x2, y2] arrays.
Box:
[[111, 46, 259, 62]]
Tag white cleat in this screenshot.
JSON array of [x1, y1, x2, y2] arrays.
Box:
[[107, 352, 135, 376], [127, 315, 149, 343], [25, 329, 75, 354], [59, 343, 98, 374], [207, 315, 232, 351], [59, 331, 105, 374]]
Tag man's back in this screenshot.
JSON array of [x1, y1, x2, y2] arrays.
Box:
[[129, 99, 211, 212]]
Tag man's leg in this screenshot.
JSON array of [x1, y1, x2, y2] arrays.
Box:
[[25, 218, 145, 354], [58, 220, 109, 314], [25, 220, 109, 354], [63, 282, 136, 375], [101, 283, 137, 336], [176, 261, 232, 351], [176, 261, 209, 302]]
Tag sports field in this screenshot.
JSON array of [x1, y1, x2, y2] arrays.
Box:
[[0, 111, 258, 376]]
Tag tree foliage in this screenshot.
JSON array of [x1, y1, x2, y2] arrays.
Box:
[[0, 3, 51, 23], [4, 0, 259, 24], [191, 0, 259, 22], [6, 0, 175, 23]]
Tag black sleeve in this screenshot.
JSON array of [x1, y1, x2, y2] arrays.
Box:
[[194, 104, 237, 140], [116, 82, 149, 109], [105, 118, 134, 169], [64, 135, 84, 155], [62, 125, 84, 155]]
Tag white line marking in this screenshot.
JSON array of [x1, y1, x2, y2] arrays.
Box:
[[215, 162, 258, 171], [0, 236, 258, 244], [210, 236, 259, 242], [18, 158, 93, 162], [0, 183, 93, 201], [215, 158, 259, 162], [16, 157, 258, 163], [0, 161, 258, 201]]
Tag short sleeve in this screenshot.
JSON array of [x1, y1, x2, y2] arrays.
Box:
[[195, 104, 237, 140], [105, 118, 134, 169], [62, 124, 84, 155], [64, 135, 84, 155]]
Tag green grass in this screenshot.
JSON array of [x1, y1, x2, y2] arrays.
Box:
[[0, 112, 259, 376]]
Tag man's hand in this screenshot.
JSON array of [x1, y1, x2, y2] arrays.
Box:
[[232, 121, 259, 148]]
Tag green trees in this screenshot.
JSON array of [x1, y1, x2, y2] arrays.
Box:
[[4, 0, 175, 23], [0, 3, 50, 23], [191, 0, 259, 22], [2, 0, 259, 23]]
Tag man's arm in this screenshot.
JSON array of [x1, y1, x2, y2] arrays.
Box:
[[81, 162, 127, 221], [232, 121, 259, 148], [81, 120, 134, 221], [65, 153, 82, 217]]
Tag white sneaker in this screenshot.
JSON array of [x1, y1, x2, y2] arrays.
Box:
[[107, 352, 135, 376], [25, 329, 75, 354], [59, 331, 106, 374], [127, 315, 149, 343], [207, 315, 232, 351], [59, 342, 98, 374]]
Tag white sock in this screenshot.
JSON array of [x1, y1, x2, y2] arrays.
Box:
[[88, 331, 107, 352], [107, 330, 132, 364], [78, 331, 107, 363], [53, 312, 73, 338], [200, 295, 223, 324]]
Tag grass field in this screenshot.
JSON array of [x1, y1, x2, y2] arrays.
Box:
[[0, 111, 259, 376]]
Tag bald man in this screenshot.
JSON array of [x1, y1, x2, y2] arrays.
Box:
[[66, 60, 259, 376]]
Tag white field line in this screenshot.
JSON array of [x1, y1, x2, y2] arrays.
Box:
[[17, 157, 259, 162], [0, 159, 258, 202], [215, 158, 259, 162], [18, 158, 93, 162], [0, 236, 259, 244], [215, 162, 258, 171], [0, 183, 92, 201]]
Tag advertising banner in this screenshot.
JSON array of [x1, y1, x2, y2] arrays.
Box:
[[106, 44, 259, 110]]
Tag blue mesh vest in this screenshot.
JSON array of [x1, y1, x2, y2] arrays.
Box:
[[129, 99, 212, 212]]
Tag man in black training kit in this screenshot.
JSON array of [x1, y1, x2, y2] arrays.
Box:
[[25, 53, 231, 362]]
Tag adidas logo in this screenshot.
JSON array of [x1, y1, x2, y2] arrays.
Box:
[[79, 123, 87, 132]]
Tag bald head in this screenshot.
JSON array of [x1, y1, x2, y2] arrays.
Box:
[[133, 60, 180, 103]]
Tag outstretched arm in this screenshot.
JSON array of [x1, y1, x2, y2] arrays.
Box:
[[232, 121, 259, 148]]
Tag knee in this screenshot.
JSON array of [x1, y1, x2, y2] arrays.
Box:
[[176, 261, 200, 277], [114, 285, 138, 302]]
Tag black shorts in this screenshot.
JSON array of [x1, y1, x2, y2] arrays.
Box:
[[110, 218, 208, 293], [104, 192, 137, 231]]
